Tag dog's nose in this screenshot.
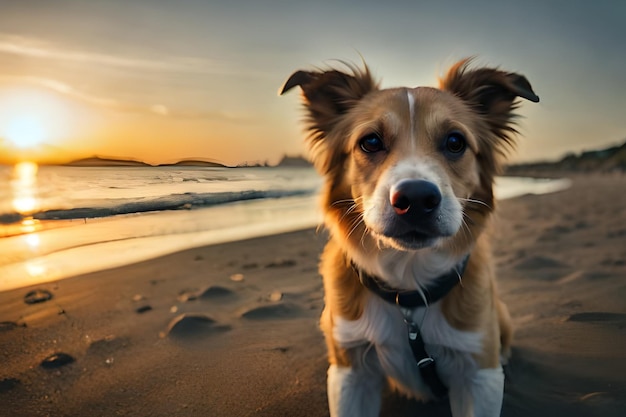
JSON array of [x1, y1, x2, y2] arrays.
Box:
[[390, 180, 441, 217]]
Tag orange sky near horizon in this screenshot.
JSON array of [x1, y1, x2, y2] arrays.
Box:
[[0, 81, 293, 166], [0, 0, 624, 167]]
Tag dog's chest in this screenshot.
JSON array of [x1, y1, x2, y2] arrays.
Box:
[[332, 294, 483, 396]]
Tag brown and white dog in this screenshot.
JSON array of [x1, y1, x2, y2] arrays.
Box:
[[280, 59, 538, 417]]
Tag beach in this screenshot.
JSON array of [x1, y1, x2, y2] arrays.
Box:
[[1, 172, 625, 417]]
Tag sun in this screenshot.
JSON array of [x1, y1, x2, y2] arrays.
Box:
[[0, 86, 79, 158], [5, 114, 47, 148]]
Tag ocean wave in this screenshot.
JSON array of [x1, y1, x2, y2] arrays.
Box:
[[0, 189, 316, 223]]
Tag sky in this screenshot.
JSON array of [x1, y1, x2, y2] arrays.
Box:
[[0, 0, 624, 166]]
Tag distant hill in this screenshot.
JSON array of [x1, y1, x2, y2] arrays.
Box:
[[158, 159, 227, 168], [63, 156, 228, 168], [276, 155, 312, 167], [506, 140, 626, 175], [64, 156, 151, 167]]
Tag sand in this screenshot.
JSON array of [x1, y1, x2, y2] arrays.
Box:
[[1, 173, 625, 417]]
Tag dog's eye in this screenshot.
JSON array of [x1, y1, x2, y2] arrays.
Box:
[[359, 135, 385, 153], [444, 132, 466, 155]]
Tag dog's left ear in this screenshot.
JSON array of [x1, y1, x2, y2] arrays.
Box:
[[280, 65, 378, 136], [440, 59, 539, 136]]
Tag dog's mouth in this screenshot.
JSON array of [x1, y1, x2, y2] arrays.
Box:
[[373, 228, 441, 250]]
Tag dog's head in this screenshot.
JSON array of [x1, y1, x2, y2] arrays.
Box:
[[281, 59, 538, 254]]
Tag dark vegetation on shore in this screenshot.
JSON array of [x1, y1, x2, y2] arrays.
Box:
[[506, 140, 626, 175]]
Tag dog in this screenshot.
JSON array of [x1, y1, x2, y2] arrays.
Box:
[[280, 58, 538, 417]]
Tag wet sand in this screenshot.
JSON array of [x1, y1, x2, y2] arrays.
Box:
[[1, 173, 624, 416]]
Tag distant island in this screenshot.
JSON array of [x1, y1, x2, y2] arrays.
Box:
[[63, 157, 152, 167], [506, 140, 626, 175], [63, 156, 227, 168], [157, 159, 226, 168], [61, 155, 311, 168]]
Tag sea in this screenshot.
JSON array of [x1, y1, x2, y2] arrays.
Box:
[[0, 163, 570, 292]]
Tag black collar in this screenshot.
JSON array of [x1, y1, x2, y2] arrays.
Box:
[[352, 255, 469, 308]]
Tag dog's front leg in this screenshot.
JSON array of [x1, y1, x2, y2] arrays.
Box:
[[326, 343, 385, 417], [327, 362, 384, 417], [448, 366, 504, 417]]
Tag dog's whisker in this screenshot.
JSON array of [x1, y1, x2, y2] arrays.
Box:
[[331, 198, 356, 208], [461, 214, 475, 240], [338, 206, 356, 224], [454, 268, 464, 287], [332, 196, 364, 206], [346, 213, 365, 240], [346, 220, 361, 239], [359, 225, 371, 249], [461, 209, 476, 226], [459, 197, 492, 211], [334, 197, 365, 225]]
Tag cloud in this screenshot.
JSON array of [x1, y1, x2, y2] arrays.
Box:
[[0, 35, 258, 122], [0, 75, 121, 108], [0, 34, 224, 74], [0, 75, 249, 122], [150, 104, 170, 116]]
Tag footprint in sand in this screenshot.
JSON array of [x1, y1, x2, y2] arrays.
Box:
[[87, 336, 130, 355], [86, 336, 130, 366], [24, 289, 53, 304], [0, 378, 20, 394], [514, 255, 570, 281], [40, 352, 75, 369], [515, 255, 568, 270], [239, 303, 303, 320], [199, 286, 236, 299], [164, 313, 231, 339], [178, 286, 236, 302], [135, 305, 153, 314], [567, 312, 626, 327], [265, 259, 297, 268], [0, 321, 26, 331]]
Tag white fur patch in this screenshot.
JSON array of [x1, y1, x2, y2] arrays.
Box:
[[406, 89, 416, 150], [348, 237, 465, 291], [327, 364, 384, 417], [333, 294, 482, 399], [449, 366, 504, 417]]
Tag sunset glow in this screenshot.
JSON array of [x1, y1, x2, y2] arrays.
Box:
[[0, 2, 623, 165], [0, 86, 78, 162], [5, 114, 46, 148]]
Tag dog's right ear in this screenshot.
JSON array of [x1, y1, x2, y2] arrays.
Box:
[[280, 65, 378, 136]]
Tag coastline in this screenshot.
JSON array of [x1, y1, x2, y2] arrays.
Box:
[[0, 172, 625, 416], [0, 194, 323, 292], [0, 175, 569, 293]]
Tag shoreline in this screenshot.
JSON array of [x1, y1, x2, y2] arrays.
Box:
[[0, 172, 625, 416], [0, 195, 323, 293], [0, 175, 570, 293]]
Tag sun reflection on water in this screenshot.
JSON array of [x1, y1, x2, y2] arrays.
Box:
[[6, 161, 44, 235], [11, 161, 40, 215], [19, 218, 39, 233], [6, 161, 47, 278]]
